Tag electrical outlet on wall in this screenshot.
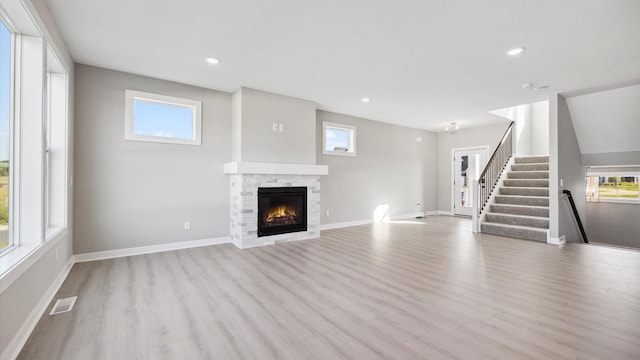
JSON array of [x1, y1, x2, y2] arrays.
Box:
[[184, 221, 191, 230], [272, 123, 278, 132], [325, 210, 330, 217], [278, 123, 284, 132]]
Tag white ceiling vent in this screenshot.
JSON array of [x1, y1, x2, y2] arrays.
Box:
[[49, 296, 77, 315]]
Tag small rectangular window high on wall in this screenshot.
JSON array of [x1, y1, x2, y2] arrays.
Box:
[[323, 122, 356, 156], [586, 166, 640, 204], [125, 90, 202, 145]]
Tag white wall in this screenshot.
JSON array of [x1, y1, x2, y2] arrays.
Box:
[[234, 87, 317, 164], [73, 65, 231, 254], [530, 101, 549, 155], [0, 0, 74, 357], [514, 104, 532, 156], [566, 84, 640, 155], [436, 123, 509, 212], [317, 111, 437, 224]]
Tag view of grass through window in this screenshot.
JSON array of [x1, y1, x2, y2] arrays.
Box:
[[587, 175, 639, 202], [598, 176, 639, 198], [1, 21, 11, 250]]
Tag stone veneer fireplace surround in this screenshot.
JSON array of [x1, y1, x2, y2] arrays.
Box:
[[224, 162, 328, 249]]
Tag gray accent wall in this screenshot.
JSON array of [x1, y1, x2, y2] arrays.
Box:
[[550, 95, 586, 243], [582, 151, 640, 166], [317, 111, 437, 224], [586, 202, 640, 248], [436, 123, 509, 212], [232, 87, 317, 164], [74, 65, 232, 254]]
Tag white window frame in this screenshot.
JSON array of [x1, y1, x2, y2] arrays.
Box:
[[44, 46, 69, 240], [323, 121, 357, 156], [125, 89, 202, 145], [586, 168, 640, 205], [0, 0, 72, 294]]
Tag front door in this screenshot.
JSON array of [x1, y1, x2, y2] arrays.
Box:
[[453, 148, 487, 216]]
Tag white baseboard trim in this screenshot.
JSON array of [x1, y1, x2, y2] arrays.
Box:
[[1, 256, 74, 360], [548, 235, 565, 245], [437, 210, 454, 216], [320, 211, 438, 231], [320, 219, 373, 231], [390, 212, 426, 220], [73, 236, 231, 263], [425, 211, 439, 216]]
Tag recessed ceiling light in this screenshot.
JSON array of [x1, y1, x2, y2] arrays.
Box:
[[361, 97, 371, 103], [506, 47, 525, 56], [206, 57, 220, 65]]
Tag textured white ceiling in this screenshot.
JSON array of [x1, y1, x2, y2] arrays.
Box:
[[45, 0, 640, 131], [566, 84, 640, 155]]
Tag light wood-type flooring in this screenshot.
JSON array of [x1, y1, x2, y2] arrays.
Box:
[[18, 216, 640, 359]]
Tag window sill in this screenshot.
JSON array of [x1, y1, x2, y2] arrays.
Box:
[[322, 151, 357, 157], [588, 199, 640, 205]]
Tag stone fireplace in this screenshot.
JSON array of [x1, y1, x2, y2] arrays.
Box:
[[225, 162, 327, 249], [225, 88, 327, 248]]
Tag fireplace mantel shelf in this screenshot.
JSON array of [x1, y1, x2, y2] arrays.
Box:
[[224, 162, 328, 176]]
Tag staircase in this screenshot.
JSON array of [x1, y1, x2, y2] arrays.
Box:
[[480, 156, 549, 242]]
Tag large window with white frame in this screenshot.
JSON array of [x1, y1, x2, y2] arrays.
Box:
[[323, 121, 357, 156], [0, 6, 70, 274], [125, 90, 202, 145]]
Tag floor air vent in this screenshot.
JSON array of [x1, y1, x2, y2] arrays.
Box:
[[49, 296, 77, 315]]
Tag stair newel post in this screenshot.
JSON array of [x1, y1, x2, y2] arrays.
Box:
[[472, 179, 480, 233]]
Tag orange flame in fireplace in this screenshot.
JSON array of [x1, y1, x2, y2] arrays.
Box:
[[265, 205, 297, 223]]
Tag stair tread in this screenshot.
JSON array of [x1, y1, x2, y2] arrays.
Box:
[[486, 212, 549, 220], [495, 195, 549, 199], [500, 186, 550, 189], [492, 204, 549, 209], [482, 222, 549, 232]]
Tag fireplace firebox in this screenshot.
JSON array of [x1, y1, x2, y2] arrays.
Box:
[[258, 187, 307, 237]]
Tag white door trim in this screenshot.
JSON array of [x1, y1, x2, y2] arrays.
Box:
[[451, 145, 490, 215]]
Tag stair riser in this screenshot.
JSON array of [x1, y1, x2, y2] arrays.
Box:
[[495, 196, 549, 206], [499, 188, 549, 196], [514, 156, 549, 164], [508, 171, 549, 179], [490, 204, 549, 217], [485, 214, 549, 229], [503, 179, 549, 187], [481, 223, 547, 242], [511, 164, 549, 171]]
